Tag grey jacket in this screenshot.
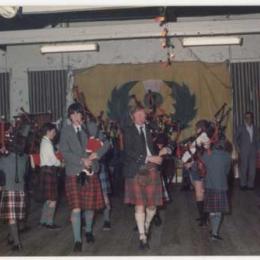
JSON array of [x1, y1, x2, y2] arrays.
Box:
[[59, 122, 110, 176], [202, 149, 231, 191], [235, 124, 258, 155], [0, 153, 28, 191]]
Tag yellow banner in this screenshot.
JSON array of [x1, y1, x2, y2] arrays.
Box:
[[75, 61, 232, 140]]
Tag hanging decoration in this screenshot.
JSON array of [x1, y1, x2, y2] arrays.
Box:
[[155, 7, 175, 67]]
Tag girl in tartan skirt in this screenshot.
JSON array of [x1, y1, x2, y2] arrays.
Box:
[[39, 123, 61, 229], [123, 105, 170, 250], [60, 103, 109, 252], [181, 120, 212, 227], [0, 143, 28, 251], [201, 140, 232, 240]]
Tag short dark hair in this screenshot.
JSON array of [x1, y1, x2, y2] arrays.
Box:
[[67, 102, 84, 118], [41, 122, 56, 136], [195, 120, 210, 132], [245, 111, 253, 118]]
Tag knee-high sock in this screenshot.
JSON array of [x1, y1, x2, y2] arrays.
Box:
[[210, 212, 222, 236], [46, 203, 56, 225], [71, 211, 81, 242], [103, 206, 110, 223], [40, 201, 48, 224], [9, 223, 20, 245], [135, 212, 146, 240], [145, 208, 156, 232], [84, 210, 94, 233]]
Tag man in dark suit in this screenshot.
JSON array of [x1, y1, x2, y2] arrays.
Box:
[[123, 104, 163, 250], [235, 112, 258, 190]]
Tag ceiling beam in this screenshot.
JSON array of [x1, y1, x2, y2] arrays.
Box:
[[1, 19, 260, 45]]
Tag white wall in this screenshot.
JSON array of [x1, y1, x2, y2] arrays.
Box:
[[3, 33, 260, 117]]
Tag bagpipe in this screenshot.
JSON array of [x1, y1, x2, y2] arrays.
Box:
[[176, 103, 231, 176], [0, 119, 13, 155], [77, 129, 105, 186], [0, 108, 63, 171]]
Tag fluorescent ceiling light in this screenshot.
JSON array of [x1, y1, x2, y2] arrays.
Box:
[[182, 36, 242, 47], [41, 43, 99, 53]]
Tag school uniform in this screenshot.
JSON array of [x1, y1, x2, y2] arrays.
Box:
[[40, 136, 61, 201], [60, 123, 105, 211], [0, 153, 28, 221], [202, 149, 231, 213]]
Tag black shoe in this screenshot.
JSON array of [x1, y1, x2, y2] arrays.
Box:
[[139, 239, 149, 250], [240, 186, 247, 191], [153, 214, 162, 227], [103, 221, 111, 231], [73, 241, 82, 252], [133, 225, 138, 231], [19, 226, 31, 233], [211, 234, 223, 241], [145, 228, 152, 241], [195, 217, 202, 222], [86, 232, 95, 243], [198, 218, 208, 227], [247, 187, 255, 191], [11, 244, 22, 251], [7, 234, 14, 245], [45, 224, 61, 229]]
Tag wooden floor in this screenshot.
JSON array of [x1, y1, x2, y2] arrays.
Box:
[[1, 178, 260, 256]]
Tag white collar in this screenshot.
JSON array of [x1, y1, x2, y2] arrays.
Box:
[[73, 124, 82, 132], [135, 123, 145, 129], [43, 136, 51, 142]]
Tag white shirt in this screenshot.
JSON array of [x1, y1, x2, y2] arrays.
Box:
[[245, 124, 253, 143], [181, 132, 210, 163], [73, 124, 82, 133], [40, 136, 61, 167], [135, 124, 152, 162]]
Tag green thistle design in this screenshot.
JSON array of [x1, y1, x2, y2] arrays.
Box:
[[164, 81, 197, 129]]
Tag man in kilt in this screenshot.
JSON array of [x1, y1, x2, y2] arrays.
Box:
[[39, 123, 61, 228], [0, 144, 28, 251], [60, 103, 107, 252], [201, 139, 232, 241], [123, 104, 163, 250]]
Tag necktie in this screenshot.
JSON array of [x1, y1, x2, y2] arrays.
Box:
[[140, 126, 147, 157], [76, 127, 82, 147]]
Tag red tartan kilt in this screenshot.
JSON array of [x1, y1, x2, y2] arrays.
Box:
[[0, 190, 26, 220], [40, 167, 58, 201], [204, 189, 229, 213], [124, 169, 163, 207], [65, 175, 104, 210]]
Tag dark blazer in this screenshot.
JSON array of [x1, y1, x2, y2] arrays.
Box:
[[123, 123, 155, 178], [0, 153, 28, 191], [202, 149, 231, 191]]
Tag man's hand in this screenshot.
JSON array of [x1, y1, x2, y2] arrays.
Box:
[[159, 147, 171, 157], [89, 152, 98, 160], [148, 156, 162, 165], [81, 158, 92, 169]]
